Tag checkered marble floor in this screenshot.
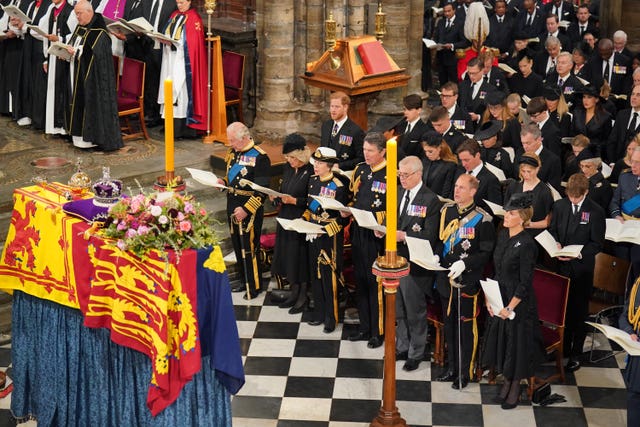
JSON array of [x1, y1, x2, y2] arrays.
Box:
[[0, 284, 629, 427]]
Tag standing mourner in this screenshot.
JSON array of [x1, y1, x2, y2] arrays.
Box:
[[482, 192, 543, 410], [320, 91, 365, 172], [217, 122, 271, 299], [271, 134, 314, 313], [67, 0, 122, 151], [344, 132, 387, 348], [435, 174, 496, 389], [305, 147, 349, 333]]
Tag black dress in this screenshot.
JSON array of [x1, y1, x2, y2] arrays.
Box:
[[504, 181, 554, 237], [271, 163, 314, 284], [508, 72, 544, 105], [570, 107, 613, 162], [482, 229, 543, 380]]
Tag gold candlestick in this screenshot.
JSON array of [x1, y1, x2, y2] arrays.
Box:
[[375, 2, 386, 42]]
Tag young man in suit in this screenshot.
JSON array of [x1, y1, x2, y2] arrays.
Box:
[[433, 2, 469, 85], [543, 0, 576, 25], [548, 173, 605, 372], [539, 13, 572, 53], [516, 123, 563, 191], [567, 5, 599, 45], [590, 38, 632, 96], [320, 91, 366, 172], [439, 82, 474, 134], [458, 58, 495, 129], [456, 139, 503, 213], [526, 96, 562, 158], [515, 0, 545, 40], [485, 0, 514, 57], [393, 156, 443, 371], [429, 106, 467, 155], [607, 85, 640, 162], [398, 94, 429, 160]]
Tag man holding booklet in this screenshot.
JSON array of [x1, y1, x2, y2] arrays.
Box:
[[548, 173, 605, 372]]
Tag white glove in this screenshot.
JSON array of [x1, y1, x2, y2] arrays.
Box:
[[306, 233, 318, 242], [448, 260, 466, 279], [432, 254, 440, 265]]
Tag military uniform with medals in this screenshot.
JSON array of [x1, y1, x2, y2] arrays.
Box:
[[223, 141, 271, 295], [349, 160, 387, 343], [305, 173, 348, 330], [435, 202, 495, 382], [619, 275, 640, 427]]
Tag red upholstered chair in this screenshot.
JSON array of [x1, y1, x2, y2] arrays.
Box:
[[222, 50, 246, 123], [426, 297, 445, 366], [529, 268, 570, 398], [117, 57, 148, 140]]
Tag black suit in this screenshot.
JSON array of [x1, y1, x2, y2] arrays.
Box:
[[549, 197, 605, 359], [608, 109, 640, 162], [515, 148, 562, 191], [438, 124, 467, 154], [567, 21, 599, 44], [515, 8, 546, 40], [449, 105, 475, 134], [397, 119, 429, 160], [422, 158, 458, 199], [539, 118, 562, 158], [545, 71, 584, 106], [396, 183, 443, 361], [433, 15, 469, 84], [458, 79, 496, 119], [590, 53, 632, 96], [486, 14, 515, 54], [484, 66, 510, 94], [533, 51, 558, 79], [543, 1, 576, 23], [320, 118, 365, 171], [472, 165, 503, 213], [588, 172, 613, 213]]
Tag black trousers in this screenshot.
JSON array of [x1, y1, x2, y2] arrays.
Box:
[[441, 292, 479, 380], [629, 390, 640, 427], [309, 232, 342, 328], [228, 210, 263, 293], [351, 225, 384, 338], [559, 263, 593, 358], [436, 51, 458, 86]]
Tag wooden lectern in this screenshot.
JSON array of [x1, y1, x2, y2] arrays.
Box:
[[300, 35, 411, 130], [204, 36, 228, 145]]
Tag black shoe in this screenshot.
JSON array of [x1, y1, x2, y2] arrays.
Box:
[[288, 304, 306, 314], [230, 283, 245, 292], [565, 360, 581, 372], [145, 118, 162, 128], [307, 320, 323, 326], [436, 370, 456, 382], [395, 351, 408, 361], [348, 331, 370, 342], [403, 358, 420, 371], [279, 299, 296, 309], [323, 325, 335, 333], [242, 289, 261, 300], [367, 336, 384, 348], [451, 376, 469, 390]]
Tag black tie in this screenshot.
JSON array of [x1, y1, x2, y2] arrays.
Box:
[[403, 191, 411, 217], [580, 25, 585, 35], [630, 112, 639, 132], [150, 0, 160, 26], [498, 17, 502, 23], [573, 204, 579, 215], [604, 61, 610, 83], [526, 14, 532, 26], [558, 78, 564, 86]]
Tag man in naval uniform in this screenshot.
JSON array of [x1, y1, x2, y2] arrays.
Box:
[[217, 122, 271, 299], [435, 173, 495, 389]]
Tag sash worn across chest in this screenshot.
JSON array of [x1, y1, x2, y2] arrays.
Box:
[[228, 148, 258, 182], [442, 211, 483, 256]]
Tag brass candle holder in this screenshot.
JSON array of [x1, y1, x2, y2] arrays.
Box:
[[375, 2, 386, 42], [325, 11, 341, 70]]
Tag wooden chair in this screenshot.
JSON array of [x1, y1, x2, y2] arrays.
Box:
[[117, 57, 148, 140], [588, 252, 630, 362], [113, 55, 120, 91], [222, 50, 246, 123], [529, 268, 570, 398], [426, 297, 445, 366]]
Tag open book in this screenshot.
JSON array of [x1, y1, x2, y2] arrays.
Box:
[[547, 183, 562, 202], [535, 230, 583, 258], [276, 218, 326, 235], [480, 278, 515, 319], [522, 95, 531, 105], [26, 24, 48, 37], [483, 199, 505, 216], [47, 41, 73, 61], [405, 236, 447, 271], [310, 195, 352, 213], [107, 21, 136, 35], [124, 17, 154, 33], [146, 31, 179, 46], [576, 76, 590, 86], [239, 179, 288, 199], [185, 167, 228, 189], [484, 162, 507, 182], [1, 4, 31, 22], [422, 38, 445, 50], [349, 207, 386, 234], [497, 63, 517, 75], [605, 218, 640, 245], [586, 321, 640, 356]]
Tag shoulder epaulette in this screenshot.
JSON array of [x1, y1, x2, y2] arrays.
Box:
[[441, 202, 456, 213], [254, 145, 267, 155], [332, 177, 344, 187], [475, 206, 494, 223]]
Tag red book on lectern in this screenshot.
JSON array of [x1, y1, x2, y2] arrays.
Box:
[[357, 41, 394, 75]]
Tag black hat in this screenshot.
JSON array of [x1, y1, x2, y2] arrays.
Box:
[[282, 133, 306, 154], [579, 84, 601, 99], [516, 48, 535, 62], [420, 130, 443, 147], [543, 84, 562, 101], [474, 120, 501, 141], [575, 145, 599, 163], [403, 94, 423, 110], [311, 147, 340, 164], [504, 192, 534, 211], [485, 91, 506, 106], [518, 155, 540, 168], [370, 116, 402, 133]]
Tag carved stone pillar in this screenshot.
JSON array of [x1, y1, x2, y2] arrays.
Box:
[[348, 0, 366, 37]]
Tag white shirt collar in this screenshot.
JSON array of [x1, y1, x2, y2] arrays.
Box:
[[535, 145, 543, 156], [334, 116, 348, 131], [470, 162, 484, 177], [537, 114, 550, 130]]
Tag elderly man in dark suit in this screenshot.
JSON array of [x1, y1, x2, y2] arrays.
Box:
[[433, 2, 469, 85], [392, 156, 443, 371], [320, 91, 365, 172], [534, 36, 563, 79], [590, 38, 632, 96], [608, 85, 640, 162], [549, 173, 605, 372], [546, 51, 584, 106], [515, 0, 546, 40]]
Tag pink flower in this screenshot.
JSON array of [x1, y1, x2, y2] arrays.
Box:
[[125, 228, 138, 238], [158, 215, 169, 225], [200, 208, 206, 216], [177, 212, 185, 221], [117, 221, 127, 231], [116, 240, 127, 251], [179, 221, 192, 232], [150, 205, 162, 217], [137, 225, 150, 235], [184, 202, 195, 214]]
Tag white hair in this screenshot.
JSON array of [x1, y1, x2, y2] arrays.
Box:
[[613, 30, 627, 42]]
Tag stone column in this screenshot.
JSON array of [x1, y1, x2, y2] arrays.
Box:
[[347, 0, 366, 37], [253, 0, 299, 136]]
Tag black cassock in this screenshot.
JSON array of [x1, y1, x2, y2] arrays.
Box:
[[482, 229, 543, 380], [67, 13, 122, 151]]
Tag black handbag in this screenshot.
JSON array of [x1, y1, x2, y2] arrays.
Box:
[[532, 383, 551, 404]]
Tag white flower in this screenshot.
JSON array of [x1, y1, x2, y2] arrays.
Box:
[[158, 215, 169, 224], [150, 205, 163, 217]]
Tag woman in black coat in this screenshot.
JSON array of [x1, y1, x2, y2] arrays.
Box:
[[570, 85, 613, 162], [482, 192, 543, 409], [421, 131, 458, 199], [271, 134, 314, 312]]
